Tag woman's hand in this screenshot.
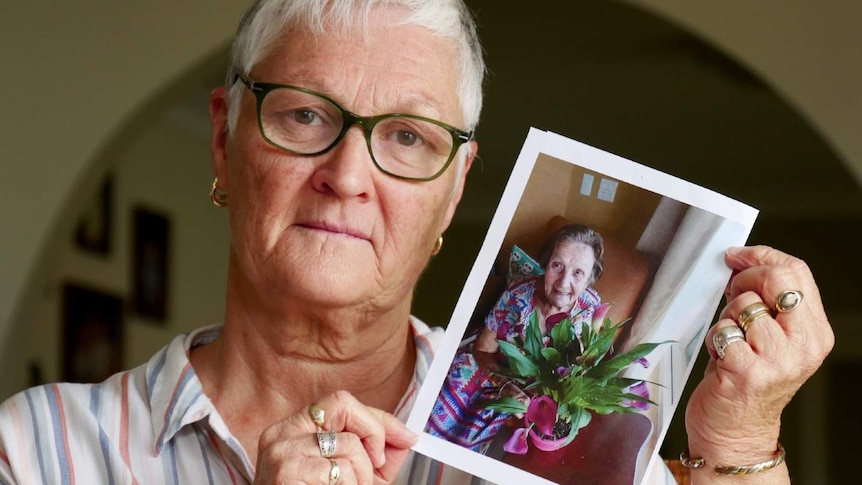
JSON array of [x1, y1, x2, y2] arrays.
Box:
[[473, 328, 501, 374], [253, 391, 418, 485], [684, 246, 834, 479]]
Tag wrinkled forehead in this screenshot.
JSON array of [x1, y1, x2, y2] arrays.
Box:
[[552, 240, 596, 262]]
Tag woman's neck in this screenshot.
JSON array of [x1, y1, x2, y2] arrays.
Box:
[[189, 267, 417, 462]]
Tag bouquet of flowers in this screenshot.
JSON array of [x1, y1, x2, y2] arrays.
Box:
[[479, 303, 671, 454]]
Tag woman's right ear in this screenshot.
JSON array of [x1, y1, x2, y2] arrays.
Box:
[[209, 86, 230, 182]]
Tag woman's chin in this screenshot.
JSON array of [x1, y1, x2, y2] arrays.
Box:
[[546, 295, 574, 312], [282, 272, 378, 308]]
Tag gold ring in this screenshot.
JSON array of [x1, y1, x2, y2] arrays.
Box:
[[738, 302, 771, 333], [310, 403, 326, 430], [328, 458, 340, 485], [774, 290, 803, 313]]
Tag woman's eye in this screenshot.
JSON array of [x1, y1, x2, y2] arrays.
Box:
[[395, 130, 421, 146], [293, 110, 317, 124]]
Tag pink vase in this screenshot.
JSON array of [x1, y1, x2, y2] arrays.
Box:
[[527, 427, 569, 451]]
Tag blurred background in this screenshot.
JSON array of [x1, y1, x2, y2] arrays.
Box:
[[1, 1, 859, 483]]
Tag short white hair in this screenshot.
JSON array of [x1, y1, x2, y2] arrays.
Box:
[[224, 0, 486, 139]]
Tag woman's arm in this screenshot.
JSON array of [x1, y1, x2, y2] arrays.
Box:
[[473, 327, 500, 374]]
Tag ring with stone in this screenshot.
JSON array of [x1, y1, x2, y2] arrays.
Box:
[[328, 458, 340, 485], [317, 431, 337, 458], [309, 403, 326, 430], [738, 302, 771, 333], [774, 290, 804, 314], [713, 325, 746, 359]]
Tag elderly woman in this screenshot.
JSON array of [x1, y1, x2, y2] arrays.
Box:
[[481, 224, 605, 354], [427, 224, 605, 452], [0, 0, 834, 484]]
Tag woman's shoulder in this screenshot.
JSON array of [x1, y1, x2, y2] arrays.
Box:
[[504, 276, 540, 296], [579, 287, 601, 308]]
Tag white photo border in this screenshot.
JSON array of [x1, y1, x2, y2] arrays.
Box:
[[407, 128, 758, 485]]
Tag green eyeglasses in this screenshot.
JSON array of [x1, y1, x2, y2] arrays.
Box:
[[233, 72, 472, 181]]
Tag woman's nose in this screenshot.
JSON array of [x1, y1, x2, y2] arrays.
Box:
[[310, 128, 375, 199]]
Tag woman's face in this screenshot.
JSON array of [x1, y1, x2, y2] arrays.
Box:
[[210, 9, 476, 313], [542, 240, 596, 313]]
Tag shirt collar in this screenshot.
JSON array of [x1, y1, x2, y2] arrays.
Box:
[[146, 325, 221, 456]]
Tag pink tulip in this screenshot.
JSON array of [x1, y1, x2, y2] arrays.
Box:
[[621, 381, 650, 410], [503, 427, 529, 454], [591, 303, 612, 328], [526, 395, 558, 437]]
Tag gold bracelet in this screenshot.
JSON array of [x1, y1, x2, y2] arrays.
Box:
[[680, 442, 786, 475]]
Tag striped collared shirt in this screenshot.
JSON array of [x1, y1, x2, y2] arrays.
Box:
[[0, 319, 674, 485]]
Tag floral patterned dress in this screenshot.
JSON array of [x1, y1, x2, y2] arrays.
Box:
[[427, 277, 601, 453]]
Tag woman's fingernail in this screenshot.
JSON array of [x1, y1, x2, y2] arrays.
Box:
[[726, 246, 742, 256]]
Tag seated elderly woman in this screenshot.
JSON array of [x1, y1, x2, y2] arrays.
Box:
[[0, 0, 835, 484], [427, 224, 606, 452]]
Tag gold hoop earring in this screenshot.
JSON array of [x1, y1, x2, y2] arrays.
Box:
[[431, 235, 443, 256], [210, 177, 228, 207]]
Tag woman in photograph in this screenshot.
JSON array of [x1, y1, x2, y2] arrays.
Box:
[[427, 224, 606, 453]]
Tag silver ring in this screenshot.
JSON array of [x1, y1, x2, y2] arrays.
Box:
[[713, 325, 746, 359], [317, 431, 337, 458], [774, 290, 803, 313], [328, 458, 340, 485]]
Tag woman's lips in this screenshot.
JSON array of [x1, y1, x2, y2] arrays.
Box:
[[298, 221, 369, 241]]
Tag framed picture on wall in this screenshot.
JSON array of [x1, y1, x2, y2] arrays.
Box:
[[73, 173, 113, 256], [62, 283, 124, 383], [131, 206, 170, 322]]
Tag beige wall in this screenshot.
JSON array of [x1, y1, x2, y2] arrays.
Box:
[[622, 0, 862, 187], [0, 0, 245, 357], [505, 154, 661, 255], [0, 107, 230, 399]]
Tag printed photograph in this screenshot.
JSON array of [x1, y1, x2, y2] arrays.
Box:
[[408, 129, 758, 485]]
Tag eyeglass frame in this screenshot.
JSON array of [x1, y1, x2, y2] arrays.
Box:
[[232, 72, 473, 182]]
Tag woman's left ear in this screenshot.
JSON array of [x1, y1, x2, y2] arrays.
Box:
[[209, 86, 230, 186]]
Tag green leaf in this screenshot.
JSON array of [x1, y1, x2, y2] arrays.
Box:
[[476, 396, 528, 414], [562, 405, 592, 446], [540, 347, 561, 365], [580, 320, 628, 366], [497, 340, 539, 377], [589, 340, 673, 381], [524, 310, 544, 361], [550, 318, 573, 354], [619, 391, 657, 407], [580, 322, 593, 348], [558, 402, 569, 417]]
